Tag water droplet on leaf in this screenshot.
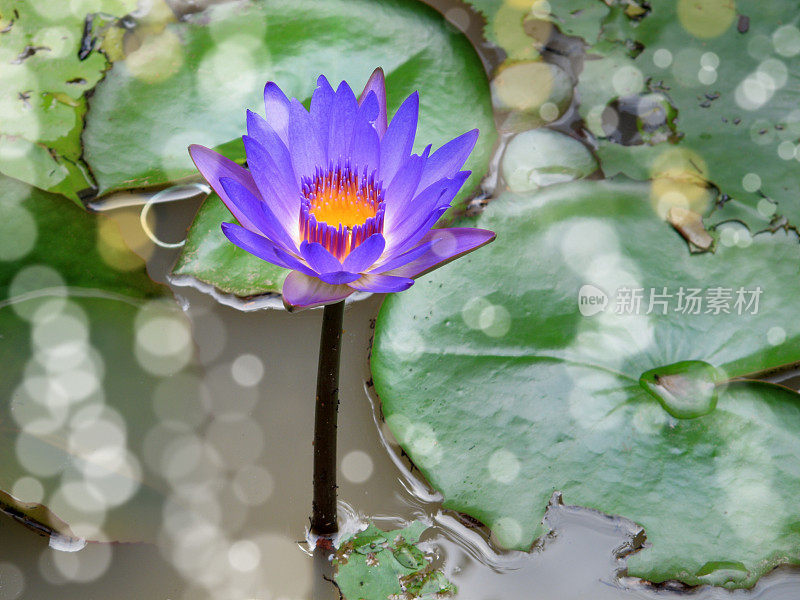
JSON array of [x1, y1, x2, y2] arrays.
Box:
[[640, 360, 720, 419]]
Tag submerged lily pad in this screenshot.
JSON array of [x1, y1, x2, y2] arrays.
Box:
[[372, 180, 800, 587], [334, 522, 456, 599], [640, 360, 720, 419], [106, 0, 496, 298], [0, 174, 163, 300], [0, 0, 136, 203], [0, 293, 198, 543], [0, 175, 189, 543]]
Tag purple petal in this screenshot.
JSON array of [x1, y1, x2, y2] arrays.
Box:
[[282, 271, 354, 312], [356, 90, 379, 126], [327, 81, 358, 163], [189, 144, 261, 232], [317, 271, 362, 285], [432, 170, 470, 211], [242, 135, 300, 233], [342, 233, 385, 273], [388, 206, 448, 257], [288, 99, 325, 180], [383, 177, 456, 253], [246, 110, 298, 186], [380, 92, 418, 184], [218, 177, 297, 252], [349, 117, 380, 174], [347, 273, 414, 293], [359, 68, 387, 138], [383, 150, 428, 229], [310, 75, 335, 163], [264, 82, 291, 145], [300, 241, 342, 274], [417, 129, 478, 191], [369, 238, 438, 274], [382, 228, 496, 278], [221, 223, 313, 276]]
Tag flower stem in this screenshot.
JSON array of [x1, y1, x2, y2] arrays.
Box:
[[311, 300, 345, 537]]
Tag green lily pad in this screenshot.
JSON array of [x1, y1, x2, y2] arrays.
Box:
[[500, 128, 597, 192], [571, 0, 800, 230], [83, 0, 495, 197], [466, 0, 540, 60], [0, 0, 136, 203], [491, 60, 574, 132], [112, 0, 496, 298], [334, 522, 456, 599], [371, 179, 800, 588]]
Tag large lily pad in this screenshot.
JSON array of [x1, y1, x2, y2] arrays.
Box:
[[0, 0, 136, 203], [371, 179, 800, 587], [570, 0, 800, 230], [104, 0, 497, 298], [83, 0, 495, 197]]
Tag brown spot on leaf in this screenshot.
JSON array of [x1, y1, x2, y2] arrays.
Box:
[[667, 206, 713, 251]]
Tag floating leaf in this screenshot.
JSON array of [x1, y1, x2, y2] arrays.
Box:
[[466, 0, 540, 60], [83, 0, 495, 197], [500, 128, 597, 192], [0, 0, 137, 203], [97, 0, 496, 297], [334, 522, 455, 599], [569, 0, 800, 230], [466, 0, 610, 57], [491, 61, 574, 132], [372, 180, 800, 587]]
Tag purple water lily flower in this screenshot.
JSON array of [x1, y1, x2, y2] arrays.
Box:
[[189, 68, 495, 311]]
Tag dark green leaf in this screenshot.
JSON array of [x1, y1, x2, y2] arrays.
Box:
[[0, 174, 163, 300]]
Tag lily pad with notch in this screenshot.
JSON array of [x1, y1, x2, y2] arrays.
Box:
[[372, 179, 800, 588]]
